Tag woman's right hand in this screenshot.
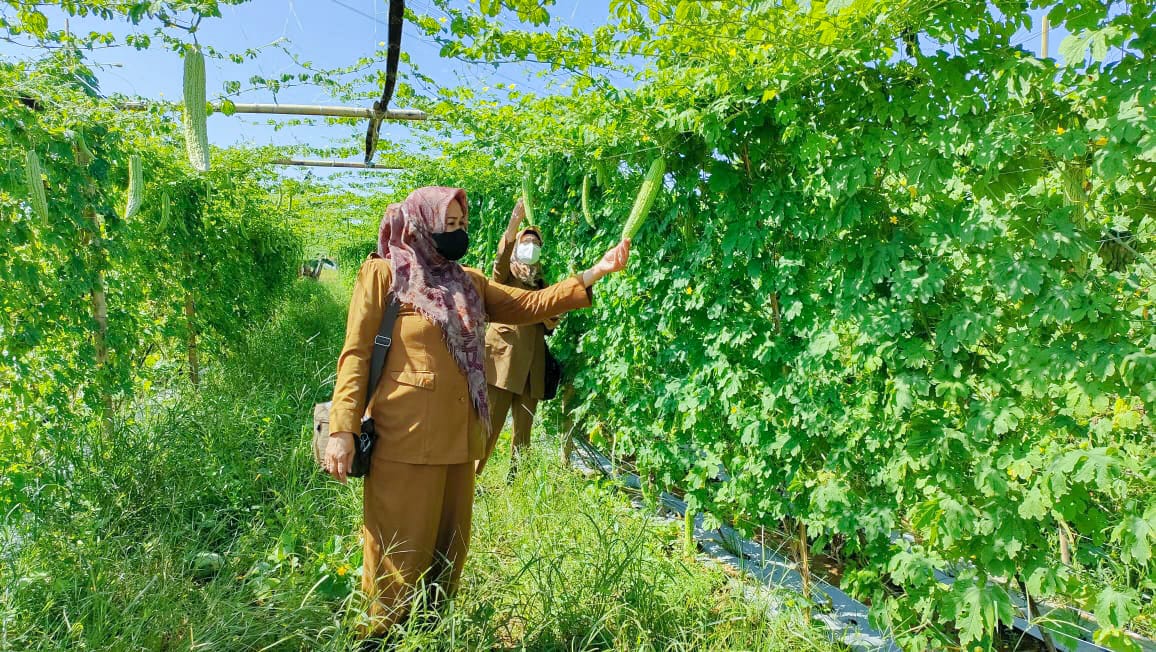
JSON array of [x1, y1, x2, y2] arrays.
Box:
[[507, 198, 526, 233], [325, 432, 356, 484]]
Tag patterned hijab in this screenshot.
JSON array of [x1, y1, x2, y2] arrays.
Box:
[[377, 186, 490, 433], [510, 227, 544, 289]]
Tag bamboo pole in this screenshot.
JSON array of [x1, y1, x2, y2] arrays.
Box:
[[1041, 14, 1050, 59], [120, 101, 431, 121], [272, 159, 406, 170]]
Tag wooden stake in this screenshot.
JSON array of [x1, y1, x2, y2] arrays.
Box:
[[798, 520, 812, 621], [684, 506, 697, 558], [186, 293, 199, 386], [1058, 520, 1073, 565], [560, 384, 577, 466], [85, 209, 113, 434]]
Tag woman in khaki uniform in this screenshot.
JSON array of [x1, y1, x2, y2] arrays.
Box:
[[480, 200, 556, 478], [324, 187, 630, 646]]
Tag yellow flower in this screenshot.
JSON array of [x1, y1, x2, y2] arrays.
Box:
[[889, 215, 898, 224], [685, 287, 694, 295], [1056, 126, 1066, 135], [731, 406, 738, 414], [439, 16, 447, 23], [1094, 136, 1108, 146], [336, 564, 350, 577], [908, 186, 918, 198]]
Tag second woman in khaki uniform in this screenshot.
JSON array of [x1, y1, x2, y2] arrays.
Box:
[[480, 199, 556, 478], [324, 187, 631, 647]]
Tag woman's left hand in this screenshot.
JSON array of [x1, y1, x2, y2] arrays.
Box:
[[582, 239, 631, 287]]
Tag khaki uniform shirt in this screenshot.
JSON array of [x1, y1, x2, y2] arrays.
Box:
[[329, 256, 591, 465]]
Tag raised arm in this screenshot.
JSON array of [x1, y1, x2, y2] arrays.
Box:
[[483, 274, 591, 325], [492, 199, 527, 283], [482, 238, 631, 325]]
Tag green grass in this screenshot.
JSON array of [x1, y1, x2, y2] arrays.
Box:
[[1, 279, 841, 651]]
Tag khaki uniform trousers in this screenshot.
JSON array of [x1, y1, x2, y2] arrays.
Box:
[[361, 458, 474, 635], [487, 385, 539, 464]]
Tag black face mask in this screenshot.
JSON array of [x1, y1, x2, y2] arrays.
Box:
[[431, 229, 469, 261]]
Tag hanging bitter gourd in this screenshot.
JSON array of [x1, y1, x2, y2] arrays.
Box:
[[25, 150, 49, 222], [620, 157, 666, 240], [73, 130, 94, 167], [595, 159, 609, 188], [183, 45, 209, 172], [581, 174, 595, 228], [521, 174, 536, 224], [543, 159, 555, 195], [122, 154, 143, 220], [159, 192, 171, 230]]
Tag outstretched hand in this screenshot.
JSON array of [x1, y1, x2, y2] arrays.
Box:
[[582, 239, 631, 287]]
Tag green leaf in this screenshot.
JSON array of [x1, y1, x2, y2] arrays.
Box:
[[1093, 628, 1143, 652], [1111, 510, 1155, 567], [1058, 33, 1089, 67], [1094, 587, 1139, 628], [954, 582, 1014, 645], [20, 10, 49, 37], [1017, 486, 1050, 520]]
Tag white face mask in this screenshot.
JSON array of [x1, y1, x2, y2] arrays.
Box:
[[515, 241, 541, 264]]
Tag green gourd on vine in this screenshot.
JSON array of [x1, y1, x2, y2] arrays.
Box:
[[521, 174, 536, 224], [122, 154, 143, 220], [582, 174, 595, 228], [183, 45, 209, 172], [25, 150, 49, 222], [621, 157, 666, 240]]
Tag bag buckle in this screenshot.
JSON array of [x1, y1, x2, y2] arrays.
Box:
[[374, 335, 392, 347]]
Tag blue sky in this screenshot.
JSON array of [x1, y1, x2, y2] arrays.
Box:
[[2, 1, 1068, 176], [2, 1, 613, 168]]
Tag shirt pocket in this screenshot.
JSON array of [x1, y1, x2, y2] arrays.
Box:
[[373, 370, 437, 437], [391, 370, 436, 390]]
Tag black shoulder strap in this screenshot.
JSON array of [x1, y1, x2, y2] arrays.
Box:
[[366, 295, 401, 406]]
